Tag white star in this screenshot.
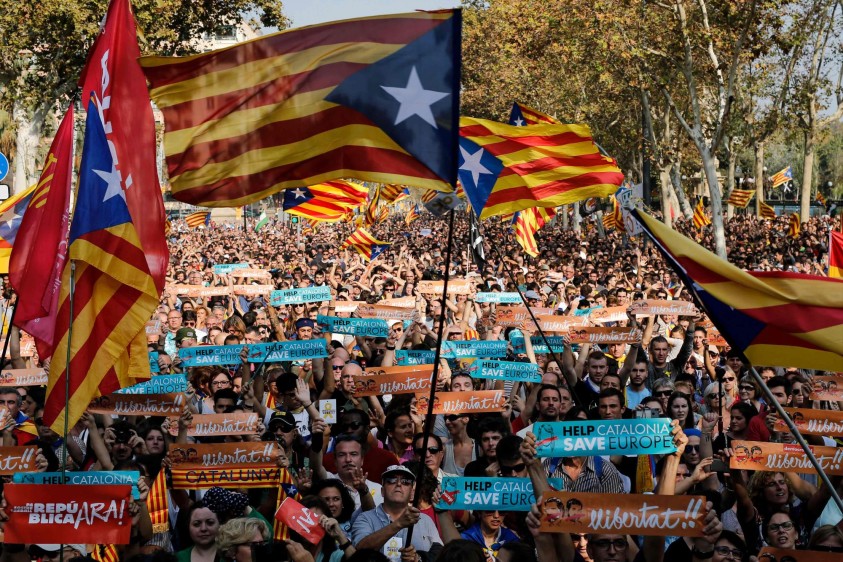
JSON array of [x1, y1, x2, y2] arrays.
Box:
[[514, 117, 525, 126], [459, 145, 492, 187], [381, 66, 450, 128], [97, 165, 126, 203], [292, 188, 306, 199], [1, 208, 20, 230]]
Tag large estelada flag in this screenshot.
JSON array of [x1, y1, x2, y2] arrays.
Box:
[[141, 11, 462, 207], [341, 227, 390, 261], [458, 117, 623, 219], [633, 210, 843, 371], [830, 231, 843, 279], [283, 180, 368, 222]]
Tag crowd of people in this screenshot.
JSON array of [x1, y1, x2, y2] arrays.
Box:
[[0, 204, 841, 562]]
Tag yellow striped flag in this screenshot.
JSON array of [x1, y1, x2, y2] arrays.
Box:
[[788, 213, 801, 238], [759, 202, 777, 220], [377, 205, 389, 223], [725, 189, 754, 208], [365, 186, 380, 226], [602, 197, 624, 232], [514, 206, 556, 257], [147, 469, 170, 534], [273, 469, 298, 541], [817, 192, 827, 207], [283, 180, 368, 222], [770, 166, 793, 188], [91, 545, 119, 562], [164, 219, 172, 236], [140, 11, 462, 207], [185, 210, 211, 228], [458, 117, 623, 219], [693, 198, 711, 229], [0, 184, 37, 273], [509, 102, 559, 126], [380, 184, 404, 203], [405, 205, 420, 225], [342, 227, 390, 261], [633, 209, 843, 372], [829, 231, 843, 278]]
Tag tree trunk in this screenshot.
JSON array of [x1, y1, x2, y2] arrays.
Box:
[[701, 148, 727, 258], [658, 164, 675, 228], [572, 202, 581, 233], [12, 103, 46, 195], [726, 143, 738, 219], [754, 141, 765, 216], [670, 160, 694, 219], [801, 129, 815, 220], [561, 205, 569, 229]]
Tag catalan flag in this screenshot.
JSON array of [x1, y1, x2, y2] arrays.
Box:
[[830, 231, 843, 278], [140, 11, 462, 207], [770, 166, 793, 188], [283, 180, 368, 222], [509, 102, 559, 126], [725, 188, 754, 208], [341, 227, 390, 261], [817, 192, 827, 207], [406, 205, 420, 225], [9, 105, 74, 361], [393, 187, 411, 204], [458, 117, 623, 219], [44, 96, 160, 433], [164, 219, 172, 236], [377, 205, 390, 223], [185, 210, 211, 228], [602, 196, 624, 232], [0, 185, 36, 274], [91, 545, 119, 562], [693, 198, 711, 229], [632, 209, 843, 372], [365, 186, 381, 226], [380, 184, 405, 203], [514, 206, 556, 257], [788, 213, 801, 238], [147, 468, 169, 534], [759, 201, 777, 220]]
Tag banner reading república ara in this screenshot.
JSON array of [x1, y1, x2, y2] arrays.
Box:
[[179, 340, 327, 367], [317, 315, 388, 337], [468, 360, 540, 383], [270, 286, 332, 306], [533, 419, 676, 457], [436, 477, 564, 511]]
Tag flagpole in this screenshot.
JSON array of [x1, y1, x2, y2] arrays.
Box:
[[746, 364, 843, 514], [407, 209, 456, 547], [62, 260, 76, 476]]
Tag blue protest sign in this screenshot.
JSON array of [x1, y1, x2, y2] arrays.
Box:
[[270, 286, 332, 306], [510, 336, 567, 354], [317, 315, 388, 337], [436, 477, 565, 511], [213, 263, 248, 274], [117, 374, 187, 395], [475, 292, 522, 304], [533, 419, 676, 457], [14, 471, 141, 499], [396, 350, 435, 366], [179, 340, 328, 367], [468, 360, 540, 383], [441, 340, 507, 359], [149, 351, 160, 373]]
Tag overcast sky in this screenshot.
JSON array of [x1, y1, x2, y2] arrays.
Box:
[[281, 0, 461, 27]]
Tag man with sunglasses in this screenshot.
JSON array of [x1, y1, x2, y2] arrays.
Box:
[[413, 432, 451, 482], [351, 465, 442, 560]]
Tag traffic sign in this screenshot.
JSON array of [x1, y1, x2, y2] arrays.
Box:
[[0, 153, 8, 182]]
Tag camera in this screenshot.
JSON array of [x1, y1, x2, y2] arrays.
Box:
[[635, 407, 661, 419], [113, 426, 132, 444]]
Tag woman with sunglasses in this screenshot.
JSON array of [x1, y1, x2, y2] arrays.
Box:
[[720, 367, 739, 403], [736, 376, 764, 412]]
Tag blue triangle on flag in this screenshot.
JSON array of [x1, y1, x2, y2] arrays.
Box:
[[283, 187, 315, 210], [456, 138, 504, 217]]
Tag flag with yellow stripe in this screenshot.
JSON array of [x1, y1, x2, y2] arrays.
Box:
[[513, 206, 556, 257], [759, 202, 777, 220], [147, 469, 170, 534], [693, 198, 711, 229], [788, 213, 800, 239]]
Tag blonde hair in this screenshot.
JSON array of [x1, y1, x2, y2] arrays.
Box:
[[216, 517, 269, 558]]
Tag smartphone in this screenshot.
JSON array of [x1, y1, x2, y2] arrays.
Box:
[[635, 408, 660, 419], [710, 459, 729, 473]]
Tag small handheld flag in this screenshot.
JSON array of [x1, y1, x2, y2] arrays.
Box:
[[770, 166, 793, 188]]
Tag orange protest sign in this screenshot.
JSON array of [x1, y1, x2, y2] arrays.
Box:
[[627, 299, 697, 317], [729, 440, 843, 476], [567, 327, 643, 345], [538, 492, 706, 537], [496, 306, 553, 327], [705, 328, 728, 347], [231, 284, 274, 296], [169, 442, 281, 489], [167, 284, 231, 298], [810, 377, 843, 400], [775, 408, 843, 435], [230, 268, 272, 279], [4, 484, 132, 545], [364, 365, 434, 377], [589, 306, 628, 324], [0, 446, 38, 475], [166, 413, 260, 438], [355, 303, 416, 320], [535, 315, 590, 333], [415, 390, 506, 415], [353, 370, 432, 396], [381, 296, 417, 308], [0, 368, 48, 387], [758, 547, 840, 562], [87, 393, 188, 416], [417, 279, 472, 295]]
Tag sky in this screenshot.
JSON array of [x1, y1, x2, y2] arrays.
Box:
[[280, 0, 461, 28]]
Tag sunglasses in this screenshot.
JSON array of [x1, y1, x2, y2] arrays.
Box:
[[383, 476, 414, 486], [654, 390, 673, 397], [707, 393, 724, 398], [332, 365, 344, 370], [499, 463, 527, 475], [739, 385, 755, 391], [414, 446, 442, 456], [592, 539, 627, 550], [684, 445, 700, 453], [723, 377, 736, 382]]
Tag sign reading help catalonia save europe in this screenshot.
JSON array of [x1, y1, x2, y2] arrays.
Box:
[[534, 419, 676, 457], [179, 340, 327, 367], [396, 350, 435, 365], [270, 286, 332, 306], [436, 477, 565, 511], [468, 360, 540, 383], [317, 315, 388, 337], [441, 340, 507, 359]]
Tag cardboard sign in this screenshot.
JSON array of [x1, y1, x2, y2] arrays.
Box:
[[0, 446, 38, 475], [758, 547, 840, 562], [567, 327, 643, 345], [354, 370, 432, 396], [275, 497, 326, 544], [0, 368, 48, 387], [14, 471, 140, 499], [627, 299, 697, 317], [467, 360, 541, 383], [775, 407, 843, 435], [416, 279, 472, 295], [381, 296, 416, 308], [396, 350, 435, 365], [533, 419, 676, 457], [511, 336, 567, 355], [331, 300, 363, 313], [230, 268, 271, 279], [535, 314, 589, 333], [270, 286, 332, 306], [589, 306, 629, 324], [4, 484, 133, 544], [319, 400, 337, 424], [496, 306, 554, 327], [169, 442, 281, 489], [117, 374, 187, 395], [145, 320, 162, 336], [231, 284, 273, 297], [476, 292, 522, 304], [168, 284, 231, 297], [179, 340, 328, 367], [87, 392, 187, 416], [729, 440, 843, 476], [214, 263, 249, 274], [538, 492, 706, 537], [437, 477, 564, 511], [166, 413, 259, 437], [441, 340, 508, 359], [317, 314, 388, 337], [810, 376, 843, 400], [355, 303, 416, 321], [415, 390, 506, 414], [705, 328, 728, 347]]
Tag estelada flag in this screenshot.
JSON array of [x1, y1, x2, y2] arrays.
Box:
[[9, 104, 74, 361], [692, 198, 710, 229], [632, 209, 843, 371], [788, 212, 801, 238], [509, 102, 559, 126], [141, 11, 462, 207], [725, 188, 753, 208], [759, 201, 777, 220], [283, 180, 368, 222], [185, 211, 211, 228], [829, 231, 843, 278], [342, 227, 390, 261], [458, 117, 623, 219]]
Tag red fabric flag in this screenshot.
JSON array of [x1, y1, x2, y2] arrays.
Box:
[[9, 105, 74, 360], [78, 0, 168, 292]]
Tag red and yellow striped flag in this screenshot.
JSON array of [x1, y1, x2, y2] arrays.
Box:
[[770, 166, 793, 188], [602, 197, 624, 232], [273, 469, 297, 541], [725, 189, 753, 208], [693, 198, 711, 229], [788, 213, 801, 239], [514, 206, 556, 257], [342, 227, 391, 261], [830, 231, 843, 278], [509, 102, 559, 126], [147, 469, 170, 534], [405, 205, 420, 226], [283, 180, 368, 222], [185, 211, 211, 228], [380, 184, 404, 203], [91, 545, 119, 562], [365, 186, 380, 226], [759, 202, 777, 220]]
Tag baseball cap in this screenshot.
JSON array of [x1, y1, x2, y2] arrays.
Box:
[[524, 290, 541, 300], [175, 327, 197, 344], [382, 464, 416, 480], [268, 410, 296, 432], [295, 318, 315, 330]]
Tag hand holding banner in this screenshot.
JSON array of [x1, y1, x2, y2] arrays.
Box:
[[87, 392, 187, 416], [270, 286, 332, 306], [166, 413, 260, 437], [317, 315, 388, 337], [0, 369, 48, 387], [533, 419, 676, 457], [774, 407, 843, 435], [729, 440, 843, 476], [627, 299, 697, 317], [567, 327, 643, 345], [467, 360, 540, 383], [169, 442, 281, 489], [275, 497, 326, 544], [353, 369, 432, 396], [0, 446, 38, 475], [414, 390, 506, 415]]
